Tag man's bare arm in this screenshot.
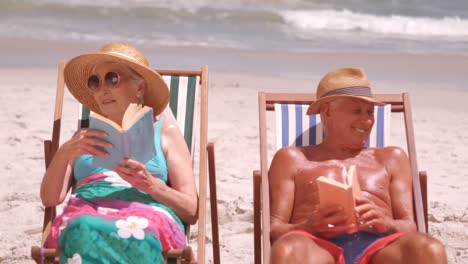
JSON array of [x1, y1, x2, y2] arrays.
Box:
[[269, 147, 301, 242], [358, 146, 417, 233], [385, 146, 417, 232]]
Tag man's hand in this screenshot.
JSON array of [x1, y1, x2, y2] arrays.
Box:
[[301, 205, 356, 239], [356, 195, 394, 234]]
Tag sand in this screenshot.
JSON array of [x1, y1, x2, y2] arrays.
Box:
[[0, 39, 467, 263]]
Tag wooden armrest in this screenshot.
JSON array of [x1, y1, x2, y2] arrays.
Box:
[[419, 171, 428, 233], [207, 142, 220, 264]]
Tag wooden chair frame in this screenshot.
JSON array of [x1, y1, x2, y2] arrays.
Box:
[[31, 62, 221, 264], [253, 92, 428, 264]]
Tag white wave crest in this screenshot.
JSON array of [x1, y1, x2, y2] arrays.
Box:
[[280, 9, 468, 38]]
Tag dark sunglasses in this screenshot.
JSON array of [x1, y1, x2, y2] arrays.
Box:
[[87, 71, 121, 91]]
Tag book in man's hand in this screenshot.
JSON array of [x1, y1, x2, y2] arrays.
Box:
[[89, 103, 156, 170], [316, 165, 361, 233]]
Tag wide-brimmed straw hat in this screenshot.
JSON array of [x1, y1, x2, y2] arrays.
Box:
[[306, 67, 384, 115], [64, 43, 169, 116]]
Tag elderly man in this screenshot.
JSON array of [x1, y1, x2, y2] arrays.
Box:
[[269, 68, 447, 264]]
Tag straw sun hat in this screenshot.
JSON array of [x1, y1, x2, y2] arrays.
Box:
[[64, 43, 169, 116], [306, 67, 384, 115]]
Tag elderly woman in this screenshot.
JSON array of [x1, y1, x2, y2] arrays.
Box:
[[40, 43, 197, 263]]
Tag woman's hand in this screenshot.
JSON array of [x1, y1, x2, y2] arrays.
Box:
[[60, 129, 111, 161], [302, 205, 356, 239], [114, 159, 160, 194], [41, 129, 111, 206], [355, 195, 394, 234]]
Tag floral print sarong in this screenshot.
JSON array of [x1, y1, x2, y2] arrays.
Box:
[[46, 171, 186, 264]]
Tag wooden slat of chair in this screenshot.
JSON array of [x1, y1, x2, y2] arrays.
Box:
[[197, 65, 209, 264], [401, 93, 426, 232], [37, 61, 66, 254], [253, 92, 428, 264], [264, 93, 405, 112], [257, 92, 271, 264]]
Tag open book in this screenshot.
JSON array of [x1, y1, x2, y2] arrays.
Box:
[[89, 103, 156, 170], [316, 165, 361, 233]]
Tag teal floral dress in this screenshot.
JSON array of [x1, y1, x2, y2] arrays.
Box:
[[46, 121, 186, 264]]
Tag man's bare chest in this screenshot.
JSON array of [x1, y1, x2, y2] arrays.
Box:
[[294, 158, 391, 203]]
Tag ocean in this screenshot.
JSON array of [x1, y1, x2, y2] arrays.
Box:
[[1, 0, 468, 55]]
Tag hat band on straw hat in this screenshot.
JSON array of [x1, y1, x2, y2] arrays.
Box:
[[321, 86, 372, 98]]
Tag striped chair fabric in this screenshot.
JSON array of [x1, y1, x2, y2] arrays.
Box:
[[274, 104, 391, 150], [163, 75, 200, 155], [79, 75, 200, 155]]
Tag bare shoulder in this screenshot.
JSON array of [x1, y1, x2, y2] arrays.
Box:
[[158, 119, 187, 156], [375, 146, 409, 163], [269, 146, 309, 179], [375, 146, 411, 177], [271, 145, 308, 165], [159, 119, 180, 135]]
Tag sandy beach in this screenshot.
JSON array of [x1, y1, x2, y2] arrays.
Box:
[[0, 38, 468, 263]]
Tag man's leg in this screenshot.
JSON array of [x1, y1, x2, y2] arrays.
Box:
[[370, 232, 447, 264], [270, 233, 335, 264]]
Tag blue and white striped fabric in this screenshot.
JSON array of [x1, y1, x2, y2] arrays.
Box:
[[274, 104, 391, 150]]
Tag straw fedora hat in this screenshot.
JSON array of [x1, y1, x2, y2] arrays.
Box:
[[306, 67, 384, 115], [64, 43, 169, 116]]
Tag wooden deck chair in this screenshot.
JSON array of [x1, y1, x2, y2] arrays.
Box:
[[253, 92, 428, 264], [31, 62, 221, 264]]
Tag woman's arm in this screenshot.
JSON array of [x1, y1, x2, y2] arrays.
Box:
[[116, 120, 198, 224], [159, 120, 198, 223], [40, 129, 110, 206]]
